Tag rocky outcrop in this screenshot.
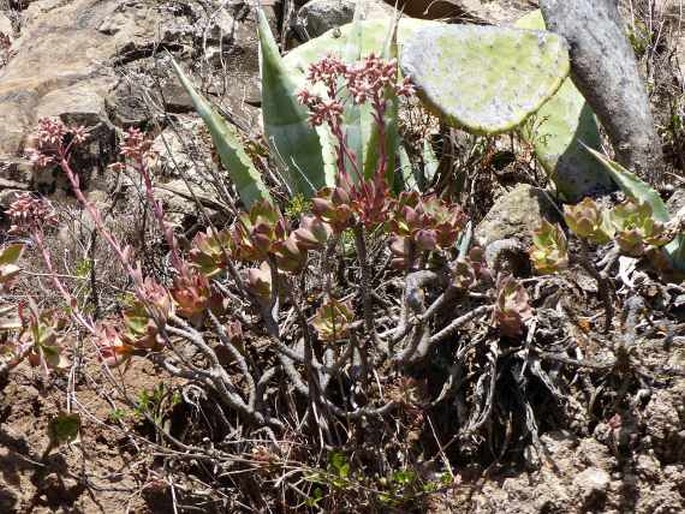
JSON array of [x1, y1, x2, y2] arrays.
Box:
[[0, 0, 265, 194]]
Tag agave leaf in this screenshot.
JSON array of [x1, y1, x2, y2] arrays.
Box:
[[422, 139, 439, 186], [397, 145, 417, 191], [340, 3, 373, 182], [257, 9, 332, 197], [336, 4, 400, 185], [170, 58, 271, 207], [586, 147, 685, 268], [586, 148, 668, 221]]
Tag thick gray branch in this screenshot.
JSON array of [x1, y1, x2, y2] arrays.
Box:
[[541, 0, 663, 184]]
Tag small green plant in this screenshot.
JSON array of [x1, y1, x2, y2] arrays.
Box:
[[530, 220, 569, 274], [133, 383, 181, 427]]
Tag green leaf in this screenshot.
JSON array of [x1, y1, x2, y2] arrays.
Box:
[[586, 147, 685, 269], [257, 9, 332, 197], [585, 148, 669, 221], [329, 451, 350, 479], [396, 145, 415, 191], [0, 244, 23, 266], [362, 16, 401, 186], [48, 413, 81, 446], [170, 57, 271, 207], [422, 139, 439, 186]]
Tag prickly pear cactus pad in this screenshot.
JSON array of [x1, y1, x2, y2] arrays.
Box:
[[283, 18, 439, 77], [400, 25, 570, 134]]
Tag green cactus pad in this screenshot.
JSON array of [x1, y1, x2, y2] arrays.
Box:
[[400, 25, 570, 134], [515, 10, 613, 201]]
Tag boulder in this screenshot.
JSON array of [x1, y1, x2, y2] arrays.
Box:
[[296, 0, 395, 39], [475, 184, 561, 248], [388, 0, 532, 24]]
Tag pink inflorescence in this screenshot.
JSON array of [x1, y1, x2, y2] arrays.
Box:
[[296, 54, 414, 129], [28, 117, 88, 168], [6, 192, 58, 234], [120, 127, 153, 162]]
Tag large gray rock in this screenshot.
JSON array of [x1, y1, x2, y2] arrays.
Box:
[[390, 0, 531, 24], [475, 184, 561, 248], [296, 0, 395, 39]]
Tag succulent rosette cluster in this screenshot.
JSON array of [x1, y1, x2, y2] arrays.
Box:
[[564, 197, 674, 257], [529, 220, 569, 274], [386, 192, 467, 269]]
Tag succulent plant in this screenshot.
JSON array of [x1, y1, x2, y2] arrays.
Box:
[[231, 201, 289, 262], [609, 199, 672, 257], [588, 148, 685, 271], [273, 234, 308, 273], [493, 276, 533, 338], [294, 215, 334, 250], [18, 305, 67, 371], [530, 220, 569, 274], [189, 228, 233, 277], [122, 279, 171, 350], [311, 298, 355, 342], [311, 187, 354, 233], [388, 192, 465, 251], [563, 197, 614, 244], [400, 25, 570, 135], [244, 263, 273, 304], [171, 269, 212, 320]]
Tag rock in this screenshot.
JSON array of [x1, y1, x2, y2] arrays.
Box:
[[0, 13, 13, 39], [475, 184, 561, 248], [296, 0, 395, 39], [0, 0, 161, 190], [667, 187, 685, 217], [297, 0, 356, 38], [0, 0, 264, 194], [573, 467, 610, 501], [389, 0, 532, 24]]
